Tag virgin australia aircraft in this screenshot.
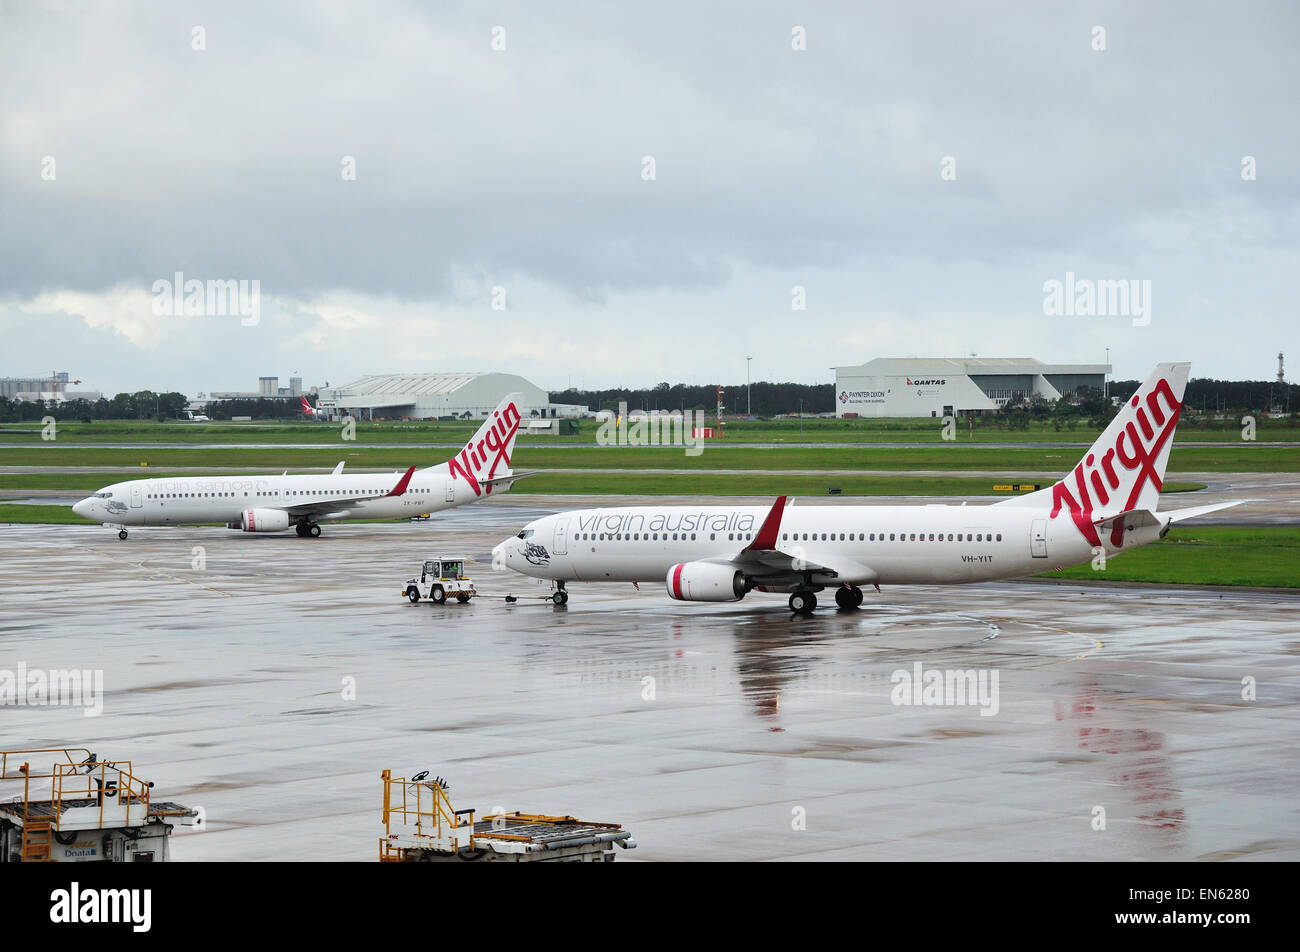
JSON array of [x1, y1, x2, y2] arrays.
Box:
[[73, 394, 528, 539], [495, 364, 1242, 611]]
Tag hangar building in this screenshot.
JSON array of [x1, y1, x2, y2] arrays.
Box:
[[832, 358, 1109, 418], [315, 372, 581, 421]]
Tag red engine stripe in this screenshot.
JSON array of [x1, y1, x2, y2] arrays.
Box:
[[671, 563, 685, 599]]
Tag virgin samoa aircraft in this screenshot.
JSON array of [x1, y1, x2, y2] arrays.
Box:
[[73, 394, 528, 539], [495, 363, 1242, 611]]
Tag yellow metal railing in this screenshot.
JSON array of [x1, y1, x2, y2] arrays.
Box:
[[1, 748, 151, 832], [1, 747, 94, 781], [380, 770, 474, 860]]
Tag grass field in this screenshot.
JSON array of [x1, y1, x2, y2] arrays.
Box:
[[2, 417, 1297, 444], [1038, 527, 1300, 588], [0, 443, 1294, 471]]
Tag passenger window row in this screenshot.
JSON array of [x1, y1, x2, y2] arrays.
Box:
[[571, 530, 1004, 544], [781, 531, 1003, 542], [145, 486, 432, 499]]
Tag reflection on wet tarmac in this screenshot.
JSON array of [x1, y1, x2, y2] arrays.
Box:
[[2, 520, 1296, 861]]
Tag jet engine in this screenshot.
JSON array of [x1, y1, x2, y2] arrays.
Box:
[[229, 508, 291, 533], [665, 562, 746, 602]]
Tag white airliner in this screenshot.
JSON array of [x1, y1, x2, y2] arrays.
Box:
[[496, 363, 1242, 611], [73, 394, 528, 539]]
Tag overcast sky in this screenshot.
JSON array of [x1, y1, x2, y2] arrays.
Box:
[[2, 1, 1296, 396]]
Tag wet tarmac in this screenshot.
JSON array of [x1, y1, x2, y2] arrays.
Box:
[[2, 517, 1297, 861]]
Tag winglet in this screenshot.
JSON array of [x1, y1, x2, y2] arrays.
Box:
[[744, 495, 787, 551], [384, 466, 417, 497], [332, 461, 345, 476]]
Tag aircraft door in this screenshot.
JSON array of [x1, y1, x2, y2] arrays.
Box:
[[554, 518, 569, 555], [130, 486, 143, 509], [445, 479, 455, 502], [1030, 519, 1047, 558]]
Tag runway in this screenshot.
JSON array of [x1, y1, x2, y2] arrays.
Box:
[[2, 518, 1297, 861]]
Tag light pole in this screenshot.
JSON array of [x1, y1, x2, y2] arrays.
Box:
[[1105, 347, 1109, 401], [746, 356, 752, 416]]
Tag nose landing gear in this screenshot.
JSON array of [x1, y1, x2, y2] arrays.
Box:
[[117, 529, 128, 540]]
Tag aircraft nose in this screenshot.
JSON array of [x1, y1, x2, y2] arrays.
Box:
[[72, 498, 94, 518]]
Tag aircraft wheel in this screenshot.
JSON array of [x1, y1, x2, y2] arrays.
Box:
[[430, 585, 446, 605], [118, 529, 128, 540], [552, 590, 568, 605], [407, 587, 420, 603], [309, 524, 321, 537], [456, 592, 471, 603], [295, 523, 309, 537], [789, 590, 816, 613], [835, 586, 857, 609], [852, 586, 864, 608]]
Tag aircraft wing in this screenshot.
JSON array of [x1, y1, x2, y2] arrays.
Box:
[[282, 466, 416, 516], [706, 495, 871, 584]]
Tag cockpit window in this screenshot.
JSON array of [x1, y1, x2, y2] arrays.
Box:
[[94, 492, 113, 498], [516, 529, 534, 539]]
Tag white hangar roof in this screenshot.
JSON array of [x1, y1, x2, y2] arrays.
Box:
[[330, 373, 492, 396]]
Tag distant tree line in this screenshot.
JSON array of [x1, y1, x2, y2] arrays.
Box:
[[3, 376, 1292, 425], [1111, 378, 1297, 414], [554, 377, 1298, 418], [550, 381, 837, 417], [0, 392, 303, 423]]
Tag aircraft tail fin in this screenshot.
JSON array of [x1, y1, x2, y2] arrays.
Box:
[[430, 393, 524, 495], [996, 362, 1190, 547]]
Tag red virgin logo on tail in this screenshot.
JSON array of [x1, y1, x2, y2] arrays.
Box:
[[1050, 377, 1181, 548], [447, 403, 522, 496]]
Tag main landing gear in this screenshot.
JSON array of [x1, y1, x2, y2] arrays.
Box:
[[834, 585, 865, 610], [788, 590, 817, 613], [552, 581, 569, 606], [295, 522, 322, 537], [789, 584, 864, 613]]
